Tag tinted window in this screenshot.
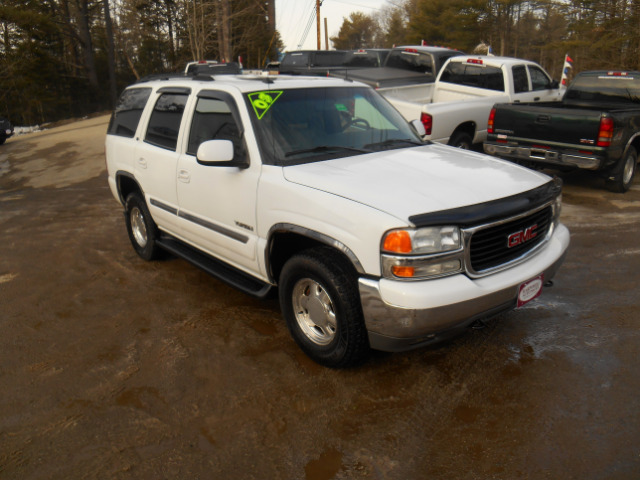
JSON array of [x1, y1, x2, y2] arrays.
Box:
[[144, 93, 188, 151], [439, 62, 505, 92], [343, 51, 383, 68], [512, 65, 529, 93], [529, 65, 551, 91], [564, 74, 640, 104], [311, 51, 346, 67], [108, 88, 151, 138], [187, 97, 244, 161], [280, 52, 309, 68], [385, 50, 434, 75]]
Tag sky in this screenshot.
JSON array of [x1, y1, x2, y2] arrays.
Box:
[[275, 0, 390, 52]]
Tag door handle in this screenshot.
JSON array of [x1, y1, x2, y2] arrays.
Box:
[[534, 97, 540, 101], [137, 157, 147, 169], [178, 169, 191, 183]]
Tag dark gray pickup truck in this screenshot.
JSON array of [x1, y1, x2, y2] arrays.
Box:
[[484, 70, 640, 192], [330, 46, 464, 89]]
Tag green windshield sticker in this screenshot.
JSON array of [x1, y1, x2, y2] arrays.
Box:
[[335, 104, 348, 112], [248, 91, 283, 119]]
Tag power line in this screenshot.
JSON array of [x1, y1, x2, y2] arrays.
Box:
[[328, 0, 385, 11], [297, 2, 317, 49]]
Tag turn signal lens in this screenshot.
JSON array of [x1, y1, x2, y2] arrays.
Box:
[[392, 266, 415, 278], [383, 230, 412, 253]]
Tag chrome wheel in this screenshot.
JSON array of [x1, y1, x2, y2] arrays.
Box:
[[291, 278, 337, 346], [623, 153, 635, 186], [130, 206, 148, 248]]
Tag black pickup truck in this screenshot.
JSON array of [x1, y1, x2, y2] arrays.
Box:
[[330, 45, 464, 89], [484, 70, 640, 192]]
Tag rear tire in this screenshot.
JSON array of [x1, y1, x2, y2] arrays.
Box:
[[278, 247, 369, 368], [606, 147, 637, 193], [125, 192, 161, 261], [449, 132, 473, 149]]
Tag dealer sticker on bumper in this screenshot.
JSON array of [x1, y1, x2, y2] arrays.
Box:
[[517, 274, 543, 308]]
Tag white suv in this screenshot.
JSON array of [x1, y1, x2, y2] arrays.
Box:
[[105, 73, 570, 367]]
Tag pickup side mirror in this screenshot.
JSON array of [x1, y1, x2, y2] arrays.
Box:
[[411, 119, 426, 136], [196, 139, 249, 168], [550, 79, 559, 89]]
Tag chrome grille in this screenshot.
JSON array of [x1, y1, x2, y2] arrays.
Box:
[[468, 206, 552, 273]]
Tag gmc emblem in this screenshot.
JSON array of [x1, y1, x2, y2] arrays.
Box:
[[508, 224, 538, 248]]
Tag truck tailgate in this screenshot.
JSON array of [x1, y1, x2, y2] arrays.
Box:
[[492, 102, 603, 146]]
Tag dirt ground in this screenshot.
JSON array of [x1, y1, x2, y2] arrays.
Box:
[[1, 115, 639, 479]]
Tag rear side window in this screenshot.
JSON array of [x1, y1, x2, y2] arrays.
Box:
[[108, 88, 151, 138], [144, 93, 188, 151], [439, 63, 505, 92], [512, 65, 529, 93]]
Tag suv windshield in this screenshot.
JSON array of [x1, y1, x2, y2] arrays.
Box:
[[245, 87, 423, 165]]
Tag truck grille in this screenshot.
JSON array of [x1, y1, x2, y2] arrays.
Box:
[[468, 206, 552, 273]]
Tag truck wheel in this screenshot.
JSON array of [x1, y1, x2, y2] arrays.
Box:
[[278, 247, 369, 368], [125, 192, 161, 260], [606, 147, 637, 193], [449, 132, 472, 149]]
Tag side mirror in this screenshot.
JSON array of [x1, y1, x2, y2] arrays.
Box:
[[550, 79, 559, 89], [411, 119, 426, 137], [196, 139, 248, 168]]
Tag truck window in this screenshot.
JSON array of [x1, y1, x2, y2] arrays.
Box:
[[281, 52, 309, 68], [108, 88, 152, 138], [564, 74, 640, 104], [439, 63, 505, 92], [385, 50, 434, 75], [528, 65, 551, 91], [187, 97, 244, 161], [311, 51, 346, 67], [512, 65, 529, 93], [144, 93, 188, 151]]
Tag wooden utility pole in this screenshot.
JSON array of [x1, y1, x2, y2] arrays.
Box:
[[324, 18, 328, 50], [316, 0, 321, 50]]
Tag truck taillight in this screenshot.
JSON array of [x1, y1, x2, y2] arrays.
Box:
[[597, 116, 614, 147], [488, 107, 496, 134], [420, 113, 433, 135]]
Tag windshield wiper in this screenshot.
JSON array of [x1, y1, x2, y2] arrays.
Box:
[[285, 145, 371, 158], [364, 138, 424, 150]]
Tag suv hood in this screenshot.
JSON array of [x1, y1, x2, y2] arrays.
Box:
[[282, 144, 550, 223]]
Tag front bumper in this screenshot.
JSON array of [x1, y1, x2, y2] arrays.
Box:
[[359, 223, 570, 352], [484, 143, 603, 170]]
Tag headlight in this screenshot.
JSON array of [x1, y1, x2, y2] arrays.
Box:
[[381, 226, 463, 280], [382, 226, 460, 255]]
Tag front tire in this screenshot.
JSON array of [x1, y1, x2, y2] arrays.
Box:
[[125, 192, 161, 260], [278, 247, 369, 368], [606, 147, 637, 193]]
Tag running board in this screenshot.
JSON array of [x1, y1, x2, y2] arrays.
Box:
[[156, 235, 273, 299]]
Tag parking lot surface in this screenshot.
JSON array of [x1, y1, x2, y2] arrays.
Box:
[[1, 116, 639, 479]]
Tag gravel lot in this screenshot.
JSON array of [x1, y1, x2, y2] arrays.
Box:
[[1, 115, 639, 479]]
